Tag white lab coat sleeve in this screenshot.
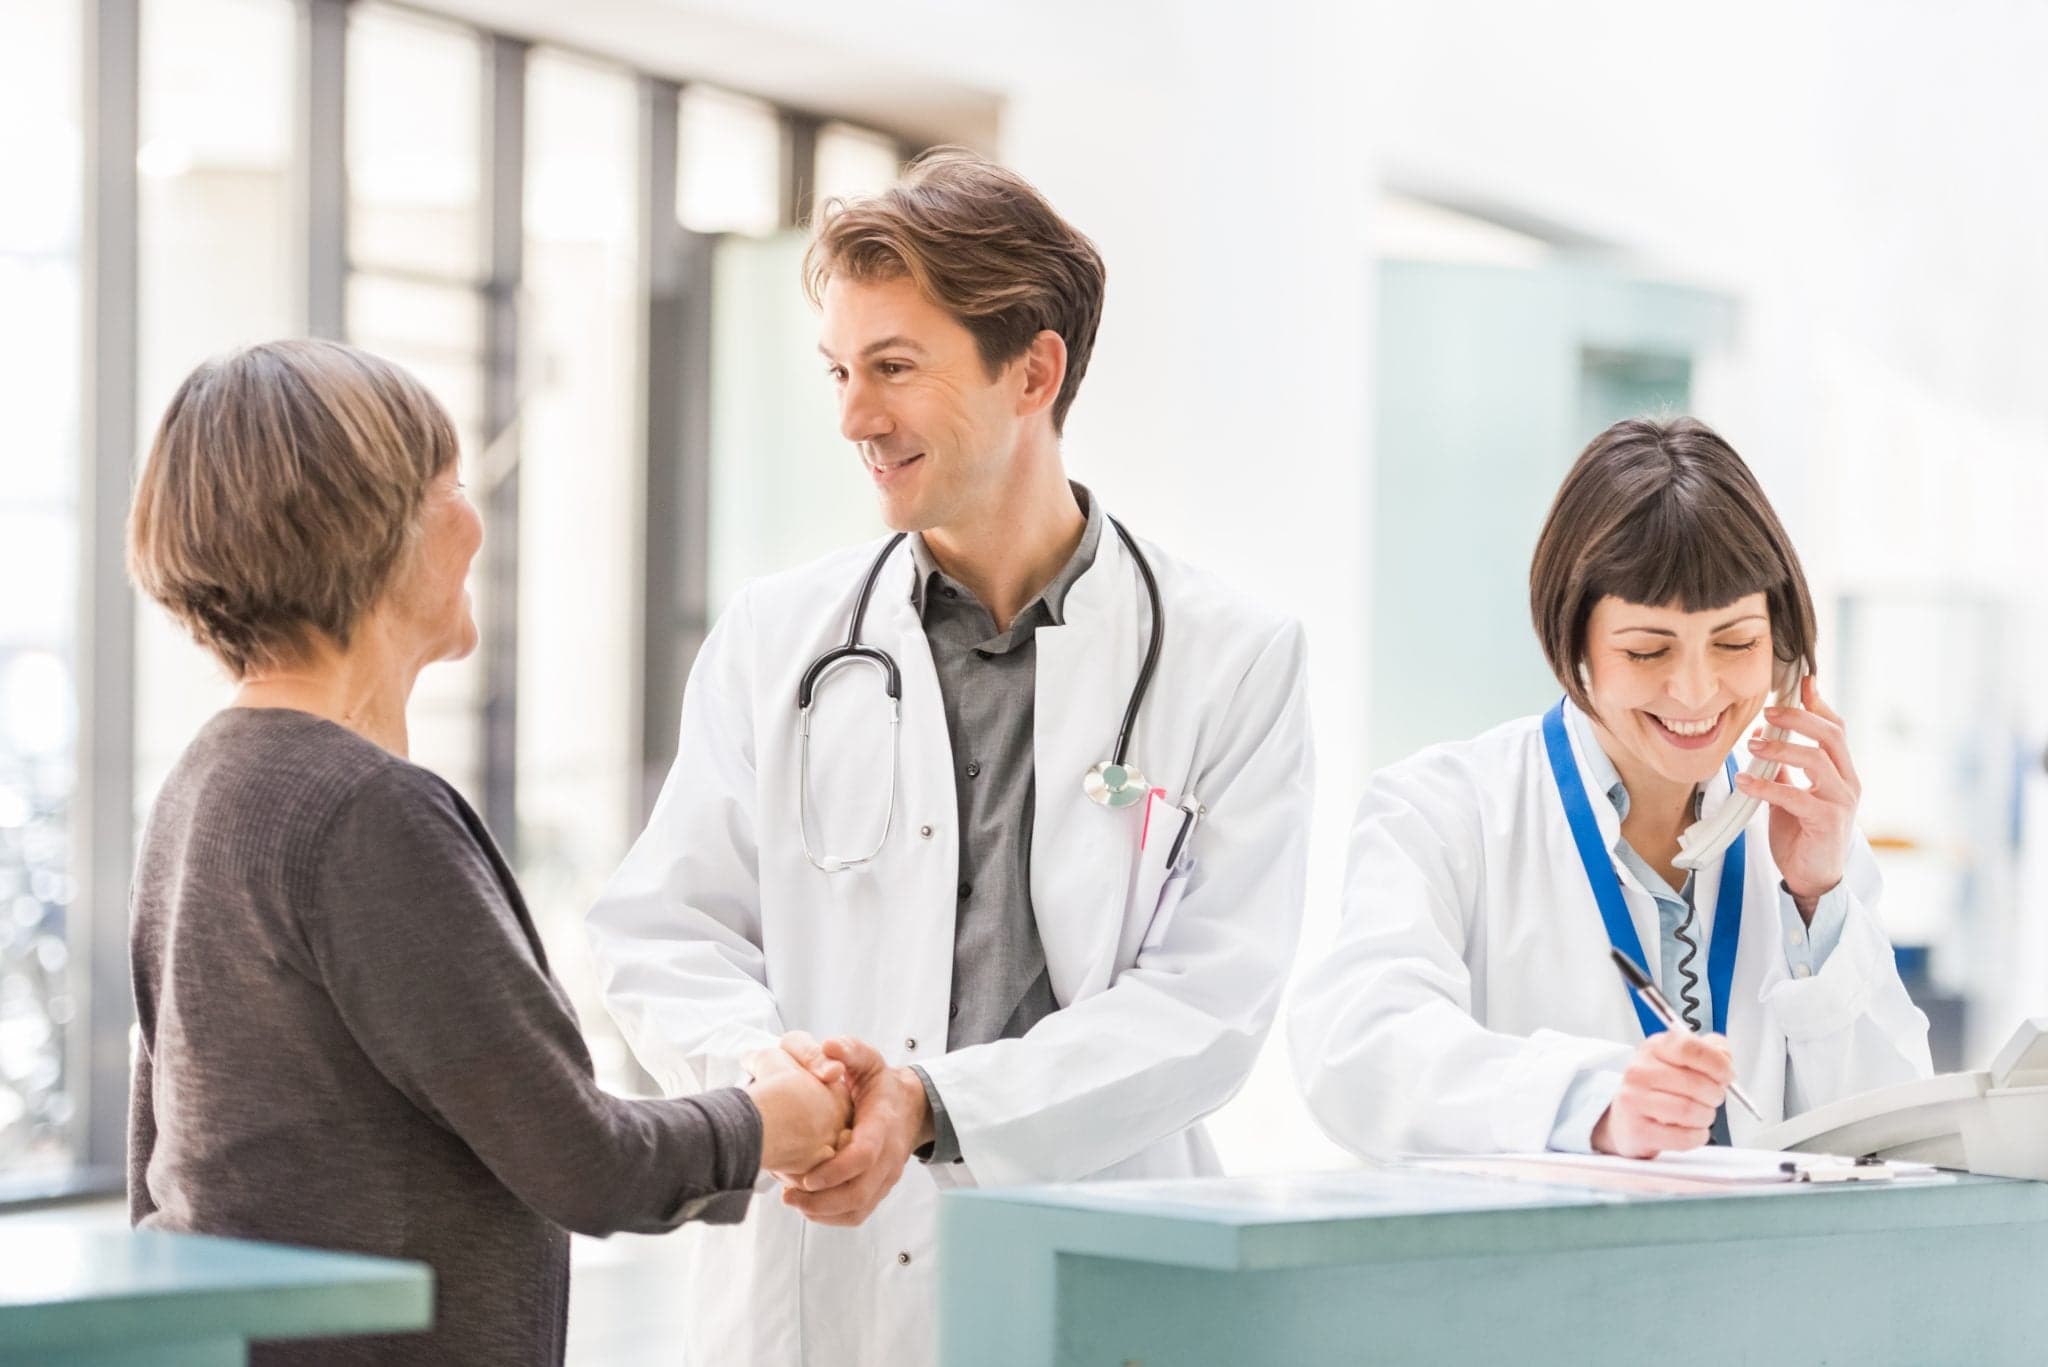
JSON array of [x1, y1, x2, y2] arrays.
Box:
[[913, 620, 1313, 1187], [585, 586, 785, 1096], [1767, 836, 1934, 1113], [1288, 761, 1633, 1158]]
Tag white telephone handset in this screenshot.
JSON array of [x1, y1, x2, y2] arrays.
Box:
[[1671, 657, 1808, 872]]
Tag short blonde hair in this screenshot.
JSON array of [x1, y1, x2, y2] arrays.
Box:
[[802, 147, 1106, 433], [128, 339, 459, 679]]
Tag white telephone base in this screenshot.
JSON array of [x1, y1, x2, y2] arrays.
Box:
[[1752, 1019, 2048, 1179]]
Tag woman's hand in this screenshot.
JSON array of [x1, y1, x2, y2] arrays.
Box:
[[1736, 675, 1860, 916], [745, 1039, 854, 1177], [1591, 1031, 1733, 1158]]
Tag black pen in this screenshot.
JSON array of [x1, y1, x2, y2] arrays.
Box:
[[1165, 799, 1202, 870], [1608, 947, 1762, 1121]]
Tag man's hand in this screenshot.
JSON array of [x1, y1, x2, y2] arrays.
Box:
[[1591, 1031, 1734, 1158], [780, 1037, 933, 1227]]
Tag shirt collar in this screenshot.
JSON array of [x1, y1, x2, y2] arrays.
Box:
[[908, 481, 1104, 624], [1563, 701, 1631, 821]]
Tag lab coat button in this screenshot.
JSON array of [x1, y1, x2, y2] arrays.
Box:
[[1793, 964, 1812, 979], [897, 1251, 913, 1265], [905, 1037, 918, 1051], [919, 824, 934, 839]]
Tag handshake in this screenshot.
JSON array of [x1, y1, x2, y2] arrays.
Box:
[[742, 1031, 936, 1227]]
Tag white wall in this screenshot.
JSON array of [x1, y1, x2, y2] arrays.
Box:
[[989, 3, 1375, 1171]]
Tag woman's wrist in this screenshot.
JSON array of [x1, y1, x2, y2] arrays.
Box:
[[1782, 877, 1837, 924]]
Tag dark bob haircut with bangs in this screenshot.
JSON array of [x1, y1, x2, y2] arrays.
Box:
[[1529, 416, 1817, 714]]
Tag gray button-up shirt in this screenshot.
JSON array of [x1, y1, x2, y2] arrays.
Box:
[[908, 485, 1105, 1164]]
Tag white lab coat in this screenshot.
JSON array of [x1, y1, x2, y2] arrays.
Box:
[[587, 522, 1313, 1367], [1289, 707, 1933, 1159]]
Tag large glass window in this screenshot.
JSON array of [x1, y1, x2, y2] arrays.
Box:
[[814, 122, 900, 206], [346, 3, 489, 803], [677, 85, 781, 236], [0, 0, 914, 1196], [133, 0, 300, 811], [0, 0, 83, 1185], [518, 51, 641, 1081]]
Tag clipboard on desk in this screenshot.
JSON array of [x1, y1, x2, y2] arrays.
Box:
[[1407, 1147, 1941, 1196]]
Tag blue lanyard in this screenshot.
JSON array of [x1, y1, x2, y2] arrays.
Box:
[[1541, 699, 1745, 1038]]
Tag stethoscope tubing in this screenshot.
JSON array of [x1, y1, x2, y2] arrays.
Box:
[[796, 518, 1164, 873]]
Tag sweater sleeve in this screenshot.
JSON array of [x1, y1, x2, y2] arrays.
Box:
[[127, 1031, 159, 1223], [304, 763, 760, 1236]]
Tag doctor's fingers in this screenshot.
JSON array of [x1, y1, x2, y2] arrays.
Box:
[[1628, 1117, 1714, 1157], [1623, 1062, 1726, 1116], [1761, 703, 1860, 790], [779, 1032, 855, 1094], [778, 1164, 901, 1229], [1626, 1086, 1719, 1132], [778, 1030, 828, 1070], [1643, 1031, 1736, 1085], [1744, 736, 1855, 803], [767, 1144, 840, 1186], [1801, 675, 1850, 730], [820, 1036, 890, 1087], [792, 1124, 891, 1192], [1735, 770, 1837, 823], [781, 1164, 901, 1225]]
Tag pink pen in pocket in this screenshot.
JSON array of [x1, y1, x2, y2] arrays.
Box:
[[1138, 786, 1169, 848]]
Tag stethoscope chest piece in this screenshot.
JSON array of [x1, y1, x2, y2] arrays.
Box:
[[803, 515, 1167, 869], [1084, 760, 1149, 808]]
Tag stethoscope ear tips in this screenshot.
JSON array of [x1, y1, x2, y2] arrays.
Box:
[[1084, 760, 1150, 808]]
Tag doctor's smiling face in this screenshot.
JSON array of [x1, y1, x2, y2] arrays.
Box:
[[1581, 591, 1776, 792], [819, 271, 1062, 535]]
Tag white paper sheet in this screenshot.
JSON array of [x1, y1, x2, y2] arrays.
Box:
[[1407, 1146, 1940, 1194]]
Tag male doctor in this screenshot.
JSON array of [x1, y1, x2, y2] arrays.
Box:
[[586, 149, 1313, 1366]]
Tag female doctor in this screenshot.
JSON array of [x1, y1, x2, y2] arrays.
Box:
[[1291, 416, 1932, 1159]]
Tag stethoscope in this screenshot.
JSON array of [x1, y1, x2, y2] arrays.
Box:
[[797, 518, 1164, 873]]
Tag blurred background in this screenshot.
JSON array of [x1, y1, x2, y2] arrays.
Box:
[[2, 0, 2045, 1348]]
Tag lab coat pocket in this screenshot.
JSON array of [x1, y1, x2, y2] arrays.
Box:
[[1116, 791, 1182, 965], [1140, 864, 1195, 955]]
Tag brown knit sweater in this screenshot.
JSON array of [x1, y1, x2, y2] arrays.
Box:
[[129, 707, 759, 1365]]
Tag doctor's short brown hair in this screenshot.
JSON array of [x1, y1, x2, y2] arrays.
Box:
[[802, 147, 1106, 433], [128, 338, 460, 680], [1529, 416, 1818, 714]]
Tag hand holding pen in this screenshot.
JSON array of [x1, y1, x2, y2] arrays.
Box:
[[1593, 949, 1761, 1159]]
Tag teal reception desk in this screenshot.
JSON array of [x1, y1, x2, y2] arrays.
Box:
[[0, 1227, 431, 1365], [939, 1168, 2048, 1366]]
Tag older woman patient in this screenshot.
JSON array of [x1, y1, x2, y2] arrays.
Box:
[[125, 339, 848, 1366]]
